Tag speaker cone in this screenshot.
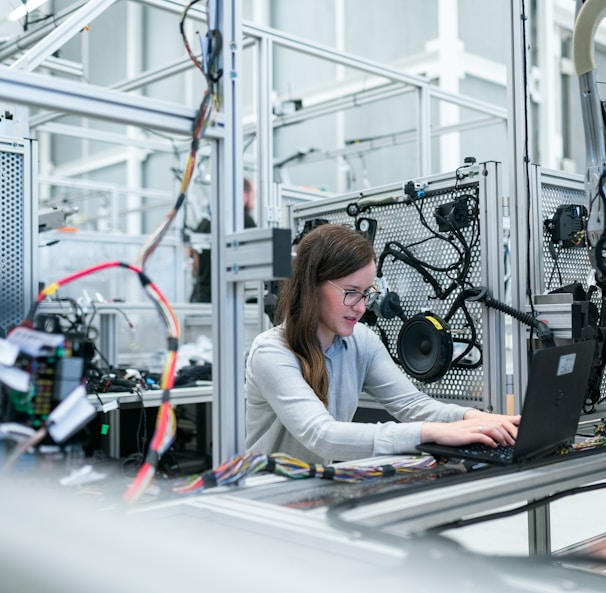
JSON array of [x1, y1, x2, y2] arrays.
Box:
[[397, 313, 453, 382]]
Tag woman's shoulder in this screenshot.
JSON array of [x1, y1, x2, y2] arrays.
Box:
[[250, 324, 288, 353], [248, 325, 300, 373], [252, 323, 282, 339]]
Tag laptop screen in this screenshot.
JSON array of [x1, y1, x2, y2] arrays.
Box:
[[514, 339, 595, 461], [416, 340, 596, 464]]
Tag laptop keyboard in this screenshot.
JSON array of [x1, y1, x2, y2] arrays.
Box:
[[456, 443, 515, 463]]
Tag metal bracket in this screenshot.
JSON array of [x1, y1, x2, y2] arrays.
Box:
[[225, 227, 291, 282]]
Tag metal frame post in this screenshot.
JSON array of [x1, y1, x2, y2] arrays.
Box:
[[507, 0, 533, 414], [212, 0, 246, 465]]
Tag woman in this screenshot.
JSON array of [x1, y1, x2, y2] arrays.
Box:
[[245, 223, 519, 464]]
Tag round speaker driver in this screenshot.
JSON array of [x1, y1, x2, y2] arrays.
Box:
[[397, 313, 453, 382]]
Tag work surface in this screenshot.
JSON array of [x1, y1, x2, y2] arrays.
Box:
[[2, 447, 606, 593], [131, 447, 606, 590], [186, 447, 606, 533]]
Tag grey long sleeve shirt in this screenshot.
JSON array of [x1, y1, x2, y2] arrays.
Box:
[[245, 323, 472, 464]]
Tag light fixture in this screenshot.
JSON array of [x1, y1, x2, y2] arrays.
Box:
[[8, 0, 49, 21]]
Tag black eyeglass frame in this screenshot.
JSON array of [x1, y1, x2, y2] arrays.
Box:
[[327, 280, 381, 307]]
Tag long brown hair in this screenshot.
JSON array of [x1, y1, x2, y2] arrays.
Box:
[[275, 224, 376, 405]]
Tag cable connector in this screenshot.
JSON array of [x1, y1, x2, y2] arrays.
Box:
[[404, 180, 427, 201]]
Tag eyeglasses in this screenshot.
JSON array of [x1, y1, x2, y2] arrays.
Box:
[[327, 280, 381, 307]]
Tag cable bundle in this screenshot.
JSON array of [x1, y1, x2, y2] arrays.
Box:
[[571, 435, 606, 451], [172, 452, 437, 495], [122, 3, 222, 502], [123, 400, 177, 502], [571, 424, 606, 452], [3, 0, 224, 502], [138, 1, 222, 270], [13, 262, 180, 499]]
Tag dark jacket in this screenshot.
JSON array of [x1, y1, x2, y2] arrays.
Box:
[[190, 213, 256, 302]]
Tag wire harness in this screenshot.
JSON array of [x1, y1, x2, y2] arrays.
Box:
[[172, 451, 437, 495], [2, 0, 223, 503]]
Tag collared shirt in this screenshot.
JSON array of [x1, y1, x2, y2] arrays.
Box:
[[245, 323, 472, 464]]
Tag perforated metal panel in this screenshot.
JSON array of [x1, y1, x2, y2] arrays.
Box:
[[526, 167, 605, 409], [288, 163, 507, 410], [539, 180, 591, 294], [0, 138, 36, 335]]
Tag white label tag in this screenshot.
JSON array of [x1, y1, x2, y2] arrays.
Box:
[[8, 327, 64, 357], [556, 353, 576, 376], [0, 365, 31, 392], [0, 338, 19, 366]]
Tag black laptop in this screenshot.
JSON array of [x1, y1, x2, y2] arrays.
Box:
[[416, 340, 595, 465]]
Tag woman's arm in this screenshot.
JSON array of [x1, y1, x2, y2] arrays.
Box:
[[246, 331, 435, 460], [361, 326, 520, 447]]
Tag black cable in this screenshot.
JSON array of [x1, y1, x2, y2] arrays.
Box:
[[373, 186, 484, 373], [591, 171, 606, 278], [447, 300, 483, 368], [412, 192, 478, 286], [584, 288, 606, 412], [376, 188, 480, 304], [546, 240, 563, 289], [134, 388, 148, 458], [463, 287, 555, 348], [88, 342, 112, 376], [520, 0, 538, 358], [427, 480, 606, 534], [451, 336, 483, 369], [377, 241, 445, 298], [92, 391, 104, 409]]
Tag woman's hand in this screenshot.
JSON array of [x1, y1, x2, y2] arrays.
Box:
[[421, 411, 521, 447]]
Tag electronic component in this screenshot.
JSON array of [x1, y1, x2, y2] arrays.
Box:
[[544, 204, 587, 248], [434, 196, 471, 232], [397, 312, 453, 383], [273, 99, 303, 116], [346, 193, 409, 217], [38, 205, 77, 232], [404, 180, 427, 200], [292, 218, 329, 245], [455, 156, 477, 182], [355, 217, 377, 243], [378, 291, 407, 321], [3, 327, 87, 432], [346, 202, 361, 216]]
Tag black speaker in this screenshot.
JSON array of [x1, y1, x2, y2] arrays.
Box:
[[397, 313, 453, 382]]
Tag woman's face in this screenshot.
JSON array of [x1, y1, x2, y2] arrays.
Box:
[[316, 260, 377, 351]]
